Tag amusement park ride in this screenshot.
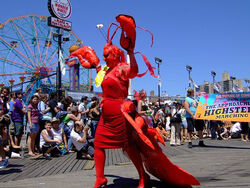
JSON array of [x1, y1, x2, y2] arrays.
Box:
[[0, 15, 91, 104]]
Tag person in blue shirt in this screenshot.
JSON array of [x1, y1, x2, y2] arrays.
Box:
[[184, 89, 206, 148]]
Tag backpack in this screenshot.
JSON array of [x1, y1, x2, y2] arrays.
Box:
[[56, 111, 68, 122]]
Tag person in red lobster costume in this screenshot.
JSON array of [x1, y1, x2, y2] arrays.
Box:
[[70, 15, 200, 188]]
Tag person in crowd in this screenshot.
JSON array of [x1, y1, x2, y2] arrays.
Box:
[[78, 96, 89, 125], [61, 96, 73, 111], [40, 120, 62, 159], [26, 95, 40, 156], [216, 123, 229, 140], [209, 120, 219, 139], [0, 87, 10, 124], [8, 92, 16, 116], [0, 123, 21, 163], [0, 126, 9, 168], [34, 88, 42, 98], [60, 106, 82, 152], [184, 89, 206, 148], [155, 121, 169, 141], [203, 120, 210, 138], [51, 117, 68, 151], [38, 94, 52, 124], [156, 105, 165, 127], [37, 94, 52, 150], [12, 92, 26, 146], [88, 99, 101, 138], [170, 102, 182, 146], [164, 103, 171, 115], [151, 102, 159, 127], [48, 92, 59, 118], [137, 89, 154, 128], [179, 104, 188, 143], [228, 122, 242, 139], [240, 122, 249, 142], [0, 87, 11, 168], [87, 97, 98, 109], [70, 121, 94, 160], [8, 93, 16, 141]]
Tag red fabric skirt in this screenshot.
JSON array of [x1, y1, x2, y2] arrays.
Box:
[[94, 99, 129, 149]]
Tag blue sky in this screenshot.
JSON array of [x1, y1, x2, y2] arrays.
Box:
[[1, 0, 250, 96]]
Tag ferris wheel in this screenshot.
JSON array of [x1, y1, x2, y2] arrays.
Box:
[[0, 15, 91, 103]]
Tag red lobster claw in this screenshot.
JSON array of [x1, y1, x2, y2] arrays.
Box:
[[116, 14, 136, 52], [70, 46, 100, 69]]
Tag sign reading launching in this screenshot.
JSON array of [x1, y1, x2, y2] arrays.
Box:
[[195, 92, 250, 122]]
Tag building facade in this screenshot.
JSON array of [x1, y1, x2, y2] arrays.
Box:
[[198, 72, 246, 94]]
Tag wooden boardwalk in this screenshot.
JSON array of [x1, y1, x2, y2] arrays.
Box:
[[0, 149, 131, 182]]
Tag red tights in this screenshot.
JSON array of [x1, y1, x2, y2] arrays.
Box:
[[94, 145, 149, 188]]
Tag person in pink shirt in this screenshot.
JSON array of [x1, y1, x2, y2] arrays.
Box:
[[26, 95, 40, 156]]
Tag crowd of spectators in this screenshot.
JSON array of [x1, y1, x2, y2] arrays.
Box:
[[0, 87, 249, 169], [0, 87, 101, 168]]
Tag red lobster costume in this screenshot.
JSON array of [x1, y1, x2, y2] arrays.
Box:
[[70, 15, 200, 188]]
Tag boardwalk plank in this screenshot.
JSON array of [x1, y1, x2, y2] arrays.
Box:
[[76, 160, 88, 171], [114, 149, 118, 164], [1, 157, 44, 181], [105, 149, 108, 166], [0, 148, 132, 183], [71, 159, 82, 172], [56, 154, 77, 174], [64, 159, 79, 173], [49, 153, 76, 175], [32, 156, 66, 177]]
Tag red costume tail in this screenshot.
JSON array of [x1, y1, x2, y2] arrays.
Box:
[[122, 100, 200, 187]]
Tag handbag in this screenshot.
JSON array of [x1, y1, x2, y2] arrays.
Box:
[[170, 112, 182, 123]]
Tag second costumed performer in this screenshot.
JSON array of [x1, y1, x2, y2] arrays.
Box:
[[70, 15, 200, 188]]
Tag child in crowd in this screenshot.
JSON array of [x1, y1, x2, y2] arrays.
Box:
[[26, 95, 40, 157], [40, 121, 62, 159]]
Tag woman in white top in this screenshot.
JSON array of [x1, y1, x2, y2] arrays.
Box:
[[170, 102, 182, 146]]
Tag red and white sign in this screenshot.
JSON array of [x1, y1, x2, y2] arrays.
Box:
[[48, 16, 72, 31], [48, 0, 72, 20]]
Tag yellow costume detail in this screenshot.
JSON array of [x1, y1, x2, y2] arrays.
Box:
[[95, 65, 109, 87]]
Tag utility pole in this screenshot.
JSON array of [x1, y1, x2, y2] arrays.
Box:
[[211, 71, 216, 93], [186, 65, 192, 88], [155, 57, 162, 106]]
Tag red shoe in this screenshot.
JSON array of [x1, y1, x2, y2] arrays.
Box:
[[93, 177, 107, 188], [138, 173, 150, 188]]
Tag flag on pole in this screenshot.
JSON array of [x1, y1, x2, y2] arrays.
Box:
[[213, 82, 222, 93], [189, 76, 199, 88], [59, 50, 66, 75], [232, 82, 243, 92]]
